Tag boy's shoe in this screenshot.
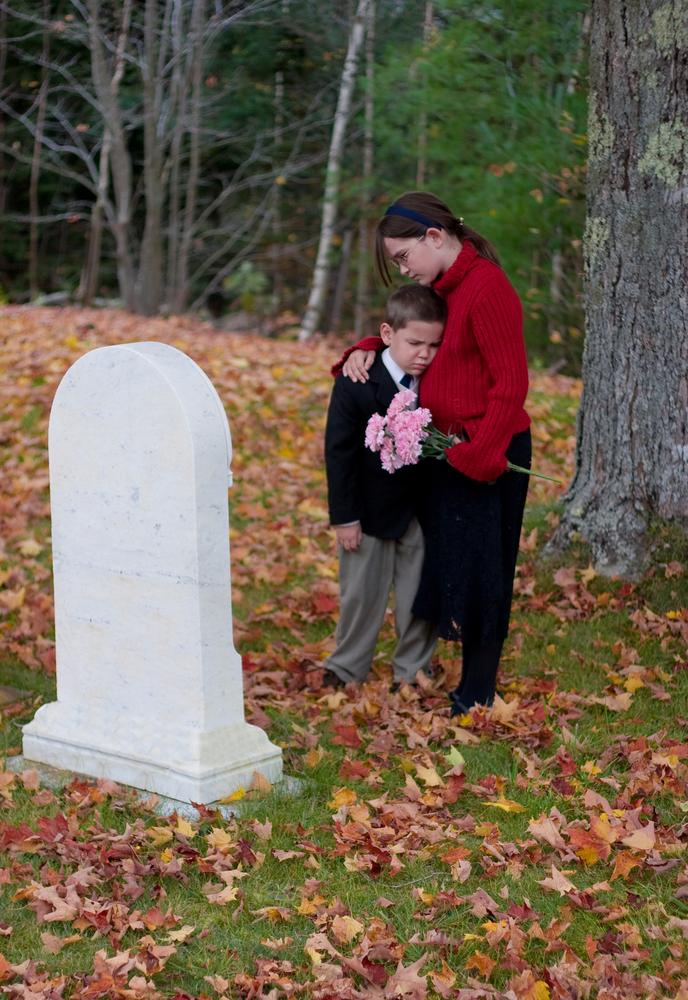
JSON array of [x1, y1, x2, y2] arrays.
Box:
[[322, 668, 346, 689]]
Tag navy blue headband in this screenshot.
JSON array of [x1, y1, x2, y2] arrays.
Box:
[[384, 204, 443, 229]]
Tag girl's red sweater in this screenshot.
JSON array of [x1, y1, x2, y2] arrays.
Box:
[[332, 240, 530, 482]]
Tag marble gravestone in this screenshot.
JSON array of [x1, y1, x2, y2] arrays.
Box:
[[22, 342, 283, 803]]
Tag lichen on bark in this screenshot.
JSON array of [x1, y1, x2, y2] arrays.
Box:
[[587, 90, 614, 163], [650, 2, 688, 56], [638, 120, 688, 187], [583, 216, 610, 274]]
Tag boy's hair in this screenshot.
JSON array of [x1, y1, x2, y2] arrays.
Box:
[[385, 284, 447, 330]]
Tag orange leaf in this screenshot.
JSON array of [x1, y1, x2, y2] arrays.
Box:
[[465, 950, 496, 978]]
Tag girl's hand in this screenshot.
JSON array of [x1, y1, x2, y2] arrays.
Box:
[[342, 350, 375, 382]]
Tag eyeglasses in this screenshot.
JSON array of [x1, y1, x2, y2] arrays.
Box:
[[390, 235, 425, 270]]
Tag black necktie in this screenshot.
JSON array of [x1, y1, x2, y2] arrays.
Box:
[[400, 373, 413, 388]]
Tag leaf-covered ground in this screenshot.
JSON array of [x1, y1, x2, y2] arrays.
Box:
[[0, 306, 687, 1000]]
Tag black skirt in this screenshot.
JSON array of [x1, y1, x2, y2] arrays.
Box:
[[413, 430, 531, 644]]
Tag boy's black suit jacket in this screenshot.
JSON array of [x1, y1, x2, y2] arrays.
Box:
[[325, 354, 420, 539]]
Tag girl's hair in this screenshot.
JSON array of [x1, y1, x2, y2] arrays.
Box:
[[374, 191, 500, 286]]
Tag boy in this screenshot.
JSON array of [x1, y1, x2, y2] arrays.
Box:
[[323, 284, 446, 687]]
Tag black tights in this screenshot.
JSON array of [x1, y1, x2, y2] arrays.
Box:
[[451, 637, 503, 708]]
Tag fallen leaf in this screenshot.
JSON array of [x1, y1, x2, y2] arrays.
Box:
[[204, 973, 231, 994], [485, 796, 526, 813], [206, 827, 233, 852], [217, 787, 246, 804], [415, 763, 444, 787], [528, 814, 566, 849], [146, 826, 173, 847], [175, 816, 196, 838], [465, 949, 496, 979], [331, 914, 364, 944], [167, 925, 195, 943], [537, 865, 577, 895], [251, 770, 272, 794], [329, 787, 357, 809], [444, 747, 465, 770], [621, 821, 656, 852]]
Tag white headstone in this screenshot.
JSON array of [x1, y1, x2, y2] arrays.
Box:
[[23, 342, 282, 802]]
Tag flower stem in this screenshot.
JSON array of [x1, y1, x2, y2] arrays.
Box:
[[507, 461, 562, 484]]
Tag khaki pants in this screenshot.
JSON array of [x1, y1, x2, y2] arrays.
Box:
[[326, 518, 437, 683]]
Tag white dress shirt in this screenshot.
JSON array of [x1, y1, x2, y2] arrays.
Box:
[[382, 348, 419, 399]]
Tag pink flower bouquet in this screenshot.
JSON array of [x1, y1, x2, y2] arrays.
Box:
[[364, 389, 438, 472], [365, 390, 560, 482], [364, 388, 456, 473]]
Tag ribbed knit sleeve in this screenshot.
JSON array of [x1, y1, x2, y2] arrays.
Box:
[[444, 273, 529, 482], [331, 336, 383, 377]]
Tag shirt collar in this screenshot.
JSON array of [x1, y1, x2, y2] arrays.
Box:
[[381, 348, 417, 391]]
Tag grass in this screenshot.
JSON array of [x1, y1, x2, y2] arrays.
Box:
[[0, 307, 687, 997]]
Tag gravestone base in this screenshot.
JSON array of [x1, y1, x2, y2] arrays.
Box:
[[23, 703, 282, 803], [6, 756, 300, 821]]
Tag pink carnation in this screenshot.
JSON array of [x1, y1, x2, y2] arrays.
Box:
[[364, 391, 433, 474], [387, 387, 417, 417], [364, 412, 386, 452]]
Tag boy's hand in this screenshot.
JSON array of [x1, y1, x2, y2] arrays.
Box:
[[342, 350, 375, 383], [335, 523, 362, 551]]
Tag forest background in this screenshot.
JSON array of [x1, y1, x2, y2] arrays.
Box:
[[0, 0, 588, 370]]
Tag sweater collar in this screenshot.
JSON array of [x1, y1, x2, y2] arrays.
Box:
[[433, 239, 479, 297]]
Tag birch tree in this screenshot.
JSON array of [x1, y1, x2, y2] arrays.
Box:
[[79, 0, 131, 305], [28, 0, 50, 299], [299, 0, 370, 341], [87, 0, 136, 308], [354, 0, 375, 340], [552, 0, 688, 575]]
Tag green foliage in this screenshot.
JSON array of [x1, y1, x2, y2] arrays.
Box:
[[223, 261, 270, 313], [366, 0, 588, 365], [0, 0, 589, 366]]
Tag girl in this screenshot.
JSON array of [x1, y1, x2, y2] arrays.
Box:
[[334, 191, 531, 713]]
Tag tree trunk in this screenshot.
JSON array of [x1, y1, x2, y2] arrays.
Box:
[[354, 0, 375, 339], [28, 1, 51, 300], [548, 241, 562, 341], [87, 0, 136, 310], [0, 3, 7, 277], [552, 0, 688, 576], [270, 0, 290, 316], [136, 0, 165, 314], [271, 72, 285, 314], [173, 0, 205, 313], [567, 10, 591, 95], [78, 128, 112, 304], [328, 227, 353, 333], [416, 0, 433, 188], [80, 0, 130, 306], [298, 0, 369, 341], [165, 0, 188, 308]]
